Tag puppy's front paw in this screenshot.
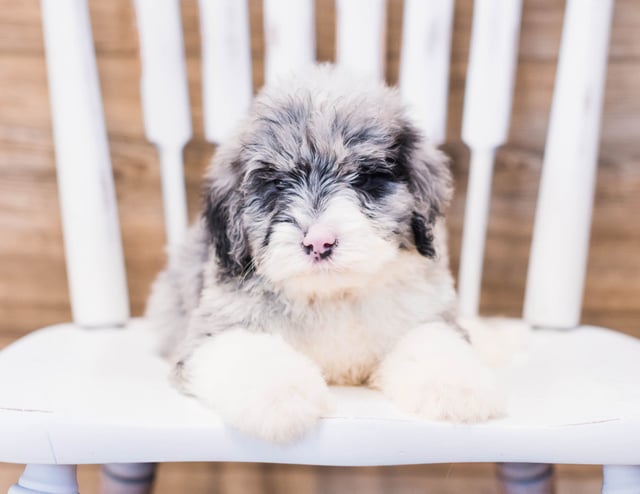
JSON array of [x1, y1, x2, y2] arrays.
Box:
[[378, 358, 505, 423], [373, 323, 505, 423], [232, 369, 333, 443], [179, 329, 332, 443]]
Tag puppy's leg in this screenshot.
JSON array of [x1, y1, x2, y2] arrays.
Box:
[[371, 322, 505, 422], [177, 329, 332, 443]]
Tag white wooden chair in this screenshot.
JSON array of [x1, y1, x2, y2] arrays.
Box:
[[2, 0, 639, 493]]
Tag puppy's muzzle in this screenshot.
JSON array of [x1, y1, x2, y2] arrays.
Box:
[[302, 224, 337, 261]]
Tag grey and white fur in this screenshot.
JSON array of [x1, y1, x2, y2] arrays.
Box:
[[146, 65, 504, 443]]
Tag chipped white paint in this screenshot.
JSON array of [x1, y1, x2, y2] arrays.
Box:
[[336, 0, 386, 81], [458, 0, 523, 317], [524, 0, 614, 329], [134, 0, 191, 247], [399, 0, 454, 145], [199, 0, 253, 143], [457, 147, 496, 317], [263, 0, 315, 85], [40, 0, 129, 327]]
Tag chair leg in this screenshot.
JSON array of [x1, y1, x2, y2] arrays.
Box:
[[8, 465, 79, 494], [497, 463, 554, 494], [100, 464, 156, 494], [602, 465, 640, 494]]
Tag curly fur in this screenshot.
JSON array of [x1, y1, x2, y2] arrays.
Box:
[[146, 65, 504, 442]]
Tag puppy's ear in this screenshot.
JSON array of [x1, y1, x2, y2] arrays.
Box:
[[390, 122, 452, 258], [410, 211, 437, 258], [203, 157, 253, 279]]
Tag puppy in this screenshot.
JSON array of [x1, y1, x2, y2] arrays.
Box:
[[146, 65, 504, 443]]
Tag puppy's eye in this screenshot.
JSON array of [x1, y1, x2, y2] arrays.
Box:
[[272, 178, 286, 190], [245, 168, 289, 212], [259, 177, 287, 197], [249, 171, 286, 192], [352, 169, 395, 199]]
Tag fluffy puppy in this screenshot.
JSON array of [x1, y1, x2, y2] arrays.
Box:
[[146, 65, 504, 443]]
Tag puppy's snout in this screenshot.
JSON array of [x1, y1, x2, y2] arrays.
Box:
[[302, 225, 337, 261]]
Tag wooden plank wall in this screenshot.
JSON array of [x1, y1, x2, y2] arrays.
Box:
[[0, 462, 606, 494], [0, 0, 638, 340]]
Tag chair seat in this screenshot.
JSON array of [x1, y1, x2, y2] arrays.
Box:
[[0, 319, 639, 466]]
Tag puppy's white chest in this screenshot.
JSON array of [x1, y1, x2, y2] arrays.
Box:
[[288, 303, 405, 385]]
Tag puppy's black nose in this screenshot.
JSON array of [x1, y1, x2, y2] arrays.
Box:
[[302, 224, 337, 261]]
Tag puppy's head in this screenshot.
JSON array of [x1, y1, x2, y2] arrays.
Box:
[[204, 65, 451, 297]]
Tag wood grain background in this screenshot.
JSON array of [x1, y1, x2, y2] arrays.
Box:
[[0, 0, 638, 491]]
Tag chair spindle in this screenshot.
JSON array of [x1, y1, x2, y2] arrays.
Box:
[[199, 0, 253, 144], [524, 0, 614, 329], [40, 0, 129, 327], [336, 0, 387, 81], [263, 0, 315, 85], [399, 0, 454, 146], [458, 0, 523, 318], [134, 0, 191, 248]]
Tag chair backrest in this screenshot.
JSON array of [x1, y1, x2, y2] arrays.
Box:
[[39, 0, 614, 330]]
